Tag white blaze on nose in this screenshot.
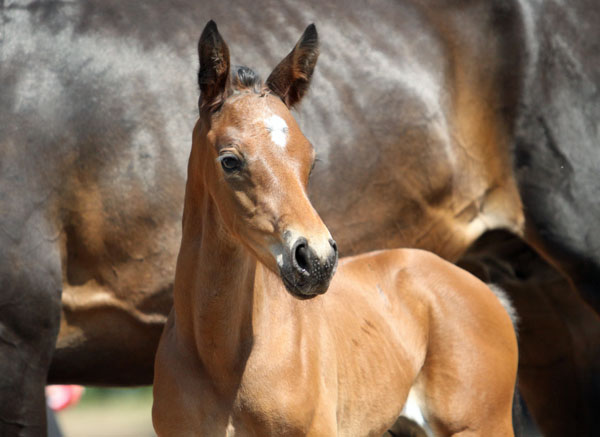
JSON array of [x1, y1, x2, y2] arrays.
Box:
[[264, 115, 288, 148]]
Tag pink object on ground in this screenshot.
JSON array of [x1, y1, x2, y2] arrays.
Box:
[[46, 385, 85, 411]]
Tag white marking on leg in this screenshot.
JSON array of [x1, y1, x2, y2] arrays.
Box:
[[402, 389, 427, 428], [264, 115, 288, 148]]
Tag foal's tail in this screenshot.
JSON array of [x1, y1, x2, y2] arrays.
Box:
[[512, 383, 524, 437], [511, 385, 546, 437], [488, 283, 519, 332]]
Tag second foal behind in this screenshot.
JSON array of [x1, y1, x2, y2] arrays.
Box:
[[152, 21, 518, 437]]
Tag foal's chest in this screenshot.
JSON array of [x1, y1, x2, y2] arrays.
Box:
[[227, 346, 407, 436], [228, 362, 334, 435]]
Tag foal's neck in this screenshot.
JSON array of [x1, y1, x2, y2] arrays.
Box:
[[173, 177, 257, 391], [174, 196, 256, 385]]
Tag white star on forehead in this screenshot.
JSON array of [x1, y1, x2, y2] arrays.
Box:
[[264, 115, 289, 148]]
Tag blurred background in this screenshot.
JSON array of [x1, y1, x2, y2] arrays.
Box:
[[49, 387, 155, 437]]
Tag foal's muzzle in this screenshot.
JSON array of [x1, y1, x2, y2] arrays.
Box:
[[279, 236, 338, 299]]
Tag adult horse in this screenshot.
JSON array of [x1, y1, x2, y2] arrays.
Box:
[[1, 0, 598, 436]]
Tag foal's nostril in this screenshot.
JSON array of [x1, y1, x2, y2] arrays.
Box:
[[329, 238, 338, 255], [294, 242, 310, 271]]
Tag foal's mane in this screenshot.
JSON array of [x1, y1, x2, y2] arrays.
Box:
[[231, 65, 268, 96], [198, 64, 271, 113], [200, 66, 269, 112]]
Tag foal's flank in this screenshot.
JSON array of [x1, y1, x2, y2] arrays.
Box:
[[152, 20, 518, 437]]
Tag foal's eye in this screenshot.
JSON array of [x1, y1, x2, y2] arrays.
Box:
[[219, 154, 242, 173]]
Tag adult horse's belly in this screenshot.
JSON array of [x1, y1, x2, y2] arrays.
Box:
[[50, 166, 186, 384]]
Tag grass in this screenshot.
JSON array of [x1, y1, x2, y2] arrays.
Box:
[[55, 387, 156, 437]]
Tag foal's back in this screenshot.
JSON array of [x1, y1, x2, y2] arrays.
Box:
[[323, 248, 518, 436]]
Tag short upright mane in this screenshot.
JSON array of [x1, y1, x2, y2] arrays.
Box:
[[198, 65, 268, 112], [231, 65, 267, 95]]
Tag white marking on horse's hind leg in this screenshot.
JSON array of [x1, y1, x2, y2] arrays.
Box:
[[401, 388, 433, 436], [402, 389, 426, 427], [264, 114, 288, 148], [226, 415, 235, 436]]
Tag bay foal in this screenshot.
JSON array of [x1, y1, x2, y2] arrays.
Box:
[[152, 21, 518, 437]]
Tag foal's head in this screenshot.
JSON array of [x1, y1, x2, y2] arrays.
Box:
[[191, 21, 337, 299]]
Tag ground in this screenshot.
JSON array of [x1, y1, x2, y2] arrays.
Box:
[[56, 388, 155, 437]]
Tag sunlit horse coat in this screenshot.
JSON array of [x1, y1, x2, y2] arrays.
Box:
[[1, 1, 599, 436]]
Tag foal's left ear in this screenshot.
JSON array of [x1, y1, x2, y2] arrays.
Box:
[[266, 24, 319, 108], [198, 20, 231, 113]]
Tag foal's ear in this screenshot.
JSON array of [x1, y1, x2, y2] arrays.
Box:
[[198, 20, 231, 113], [266, 24, 319, 108]]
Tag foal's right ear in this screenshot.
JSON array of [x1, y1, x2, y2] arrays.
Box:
[[197, 20, 231, 114]]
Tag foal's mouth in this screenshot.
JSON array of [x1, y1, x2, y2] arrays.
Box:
[[280, 271, 320, 300], [279, 262, 336, 300]]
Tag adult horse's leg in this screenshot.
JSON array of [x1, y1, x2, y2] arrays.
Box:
[[459, 231, 600, 437], [513, 244, 600, 437], [0, 211, 62, 436], [515, 276, 600, 437], [512, 0, 600, 314]]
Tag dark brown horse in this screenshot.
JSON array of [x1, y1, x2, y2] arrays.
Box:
[[1, 1, 598, 436]]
